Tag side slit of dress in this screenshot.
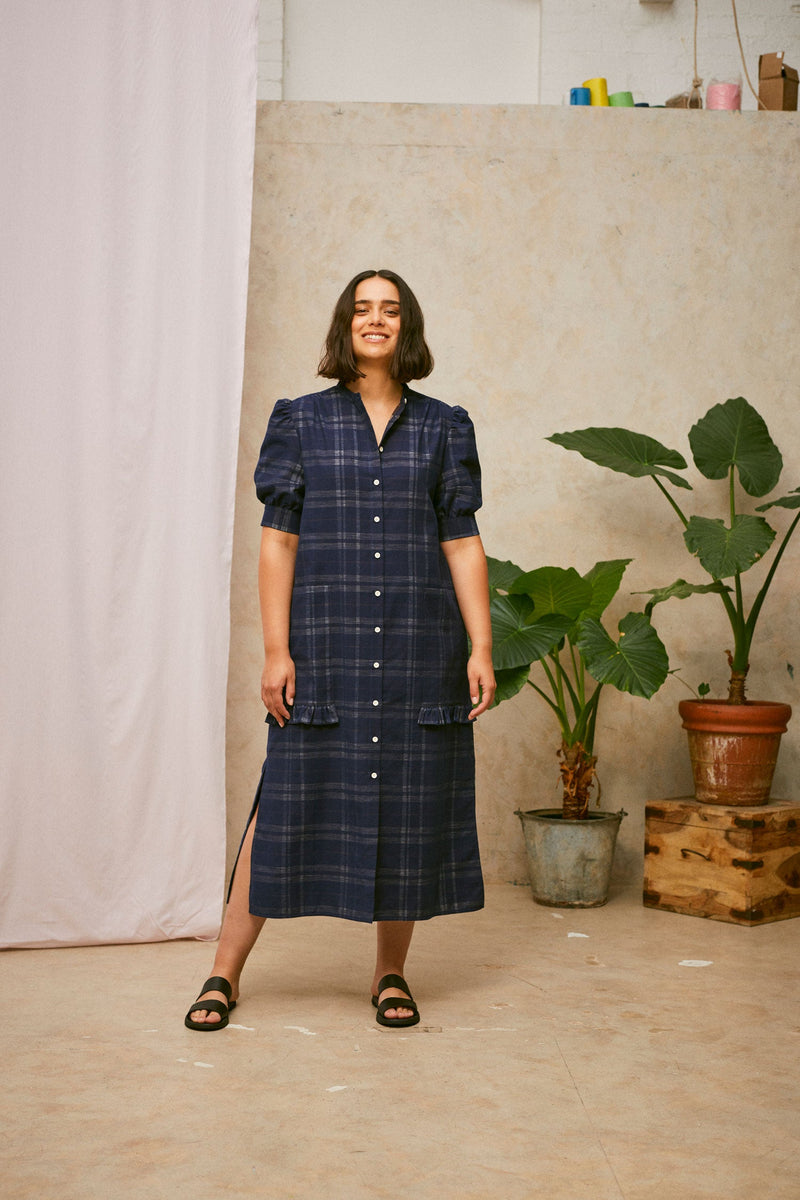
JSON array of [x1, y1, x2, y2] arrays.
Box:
[[225, 760, 265, 904]]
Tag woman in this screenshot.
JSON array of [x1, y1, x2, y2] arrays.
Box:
[[185, 269, 495, 1031]]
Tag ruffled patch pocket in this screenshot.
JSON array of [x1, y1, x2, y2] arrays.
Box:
[[418, 704, 473, 727], [265, 584, 339, 728], [266, 703, 339, 728]]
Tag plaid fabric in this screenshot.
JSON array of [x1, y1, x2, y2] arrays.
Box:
[[245, 384, 484, 922]]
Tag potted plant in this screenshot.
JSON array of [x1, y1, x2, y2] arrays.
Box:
[[548, 396, 800, 806], [488, 555, 669, 906]]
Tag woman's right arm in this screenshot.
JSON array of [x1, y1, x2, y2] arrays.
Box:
[[258, 525, 300, 726]]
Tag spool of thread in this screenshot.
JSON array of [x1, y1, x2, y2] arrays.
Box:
[[570, 87, 592, 106], [582, 77, 609, 106], [706, 82, 741, 111], [608, 91, 635, 107]]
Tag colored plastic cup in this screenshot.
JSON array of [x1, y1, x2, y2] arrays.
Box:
[[570, 87, 592, 106], [582, 77, 609, 106], [609, 91, 635, 107]]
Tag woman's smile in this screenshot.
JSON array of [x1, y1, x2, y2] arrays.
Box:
[[351, 278, 401, 366]]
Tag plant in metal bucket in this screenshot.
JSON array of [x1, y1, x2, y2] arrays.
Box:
[[488, 556, 669, 819], [547, 396, 800, 704]]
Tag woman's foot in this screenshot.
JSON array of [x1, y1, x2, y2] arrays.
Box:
[[184, 976, 239, 1030], [371, 973, 416, 1022]]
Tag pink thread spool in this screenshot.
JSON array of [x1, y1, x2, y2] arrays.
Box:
[[706, 81, 741, 110]]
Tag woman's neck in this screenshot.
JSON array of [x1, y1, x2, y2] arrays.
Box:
[[346, 368, 402, 406]]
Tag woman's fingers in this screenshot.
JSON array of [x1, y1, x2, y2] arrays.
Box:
[[261, 658, 296, 727], [468, 658, 496, 720]]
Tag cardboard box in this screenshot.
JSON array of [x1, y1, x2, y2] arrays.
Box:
[[644, 796, 800, 925], [759, 52, 798, 111]]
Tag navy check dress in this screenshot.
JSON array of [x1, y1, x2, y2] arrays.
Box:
[[244, 383, 484, 923]]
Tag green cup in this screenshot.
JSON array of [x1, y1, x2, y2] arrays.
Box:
[[608, 91, 635, 107]]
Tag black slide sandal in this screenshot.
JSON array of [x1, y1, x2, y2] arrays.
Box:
[[371, 973, 420, 1028], [184, 975, 237, 1031]]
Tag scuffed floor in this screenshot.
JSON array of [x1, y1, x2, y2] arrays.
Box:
[[3, 882, 798, 1199]]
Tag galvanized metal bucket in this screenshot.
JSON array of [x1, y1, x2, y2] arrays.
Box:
[[515, 808, 627, 908]]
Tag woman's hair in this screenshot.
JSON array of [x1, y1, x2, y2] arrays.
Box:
[[318, 269, 434, 384]]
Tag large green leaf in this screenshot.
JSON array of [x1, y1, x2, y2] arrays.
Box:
[[547, 427, 691, 489], [683, 514, 776, 579], [576, 613, 669, 699], [635, 577, 731, 617], [490, 593, 573, 670], [486, 556, 524, 593], [688, 396, 783, 496], [492, 664, 531, 706], [582, 559, 631, 620], [756, 486, 800, 512], [509, 566, 592, 620]]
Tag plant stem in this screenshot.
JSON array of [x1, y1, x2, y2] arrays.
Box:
[[744, 508, 800, 650], [526, 678, 570, 739], [653, 476, 689, 526], [652, 472, 744, 684]]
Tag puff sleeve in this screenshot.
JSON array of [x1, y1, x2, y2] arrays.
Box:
[[435, 405, 482, 542], [254, 398, 304, 534]]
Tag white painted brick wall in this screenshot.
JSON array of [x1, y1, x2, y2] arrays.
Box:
[[540, 0, 799, 110], [258, 0, 799, 109], [256, 0, 283, 101]]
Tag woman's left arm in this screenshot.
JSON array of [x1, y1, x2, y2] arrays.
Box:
[[441, 534, 496, 719]]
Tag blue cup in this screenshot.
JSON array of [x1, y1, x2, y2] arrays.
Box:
[[570, 87, 592, 106]]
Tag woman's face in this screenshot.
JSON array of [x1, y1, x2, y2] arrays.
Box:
[[350, 277, 401, 370]]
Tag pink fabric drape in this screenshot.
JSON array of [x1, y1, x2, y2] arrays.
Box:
[[0, 1, 257, 946]]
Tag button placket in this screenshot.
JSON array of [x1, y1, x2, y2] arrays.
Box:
[[368, 450, 385, 788]]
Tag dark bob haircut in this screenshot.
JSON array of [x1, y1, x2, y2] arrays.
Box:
[[318, 269, 434, 385]]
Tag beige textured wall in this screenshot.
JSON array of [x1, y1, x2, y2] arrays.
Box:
[[228, 102, 800, 890]]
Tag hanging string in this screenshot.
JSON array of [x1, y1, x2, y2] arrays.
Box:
[[730, 0, 766, 109], [689, 0, 703, 108]]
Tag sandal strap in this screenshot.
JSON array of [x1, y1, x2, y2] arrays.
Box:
[[376, 994, 418, 1017], [187, 998, 229, 1019], [375, 973, 413, 999], [196, 976, 233, 1002]]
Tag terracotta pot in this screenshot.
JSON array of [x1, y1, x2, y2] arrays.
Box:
[[678, 699, 792, 806]]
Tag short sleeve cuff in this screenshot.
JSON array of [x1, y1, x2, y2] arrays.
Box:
[[438, 514, 480, 542], [261, 504, 302, 535]]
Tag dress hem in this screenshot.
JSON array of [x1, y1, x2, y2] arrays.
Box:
[[246, 898, 486, 924]]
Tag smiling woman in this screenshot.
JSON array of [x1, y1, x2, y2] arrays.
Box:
[[184, 268, 495, 1033], [318, 268, 434, 386]]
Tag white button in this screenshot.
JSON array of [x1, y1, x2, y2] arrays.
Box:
[[379, 446, 384, 453], [372, 699, 379, 707], [373, 479, 380, 485], [374, 552, 381, 559], [371, 772, 378, 779], [374, 590, 381, 597], [372, 736, 379, 743], [374, 626, 381, 633], [373, 661, 380, 669], [373, 516, 380, 523]]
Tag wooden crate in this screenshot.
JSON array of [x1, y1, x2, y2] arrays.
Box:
[[644, 797, 800, 925]]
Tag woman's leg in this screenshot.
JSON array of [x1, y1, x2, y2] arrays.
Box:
[[187, 813, 265, 1025], [372, 920, 416, 1020]]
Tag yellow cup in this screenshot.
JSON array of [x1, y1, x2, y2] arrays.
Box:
[[582, 77, 609, 106]]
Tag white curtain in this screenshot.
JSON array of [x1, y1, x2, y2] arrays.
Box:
[[0, 1, 257, 947]]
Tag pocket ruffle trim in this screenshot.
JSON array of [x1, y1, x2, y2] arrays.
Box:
[[417, 704, 473, 726]]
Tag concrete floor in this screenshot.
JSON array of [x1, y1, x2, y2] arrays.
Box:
[[3, 882, 798, 1200]]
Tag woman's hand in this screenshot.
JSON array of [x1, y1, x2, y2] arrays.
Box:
[[261, 652, 296, 727], [467, 647, 496, 720]]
